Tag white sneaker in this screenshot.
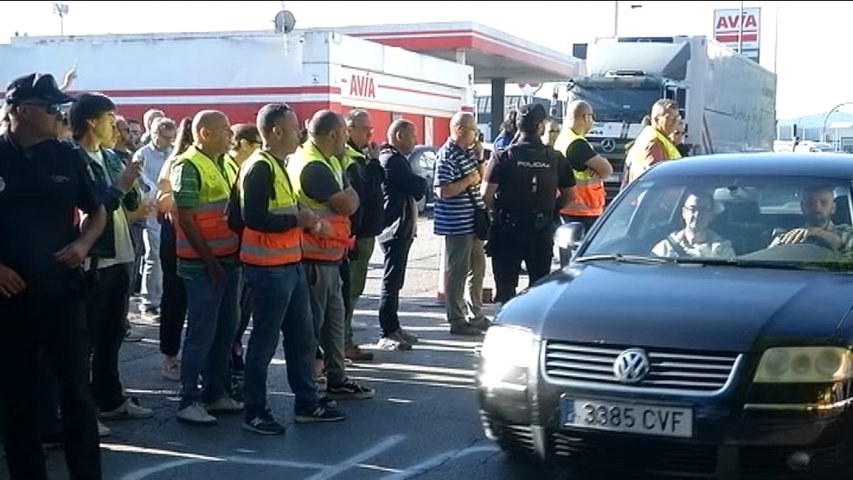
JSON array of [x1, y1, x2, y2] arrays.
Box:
[[97, 420, 111, 437], [162, 359, 180, 382], [177, 403, 217, 425], [99, 398, 153, 420], [205, 396, 243, 413]]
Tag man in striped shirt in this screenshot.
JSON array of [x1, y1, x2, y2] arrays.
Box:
[[433, 112, 490, 336]]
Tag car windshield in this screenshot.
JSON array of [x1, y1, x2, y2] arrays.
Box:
[[579, 175, 853, 271]]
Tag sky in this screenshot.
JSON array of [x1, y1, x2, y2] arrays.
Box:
[[0, 1, 844, 120]]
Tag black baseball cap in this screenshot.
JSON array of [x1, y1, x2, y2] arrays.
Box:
[[5, 73, 75, 106]]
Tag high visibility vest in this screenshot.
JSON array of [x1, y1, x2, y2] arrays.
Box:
[[173, 146, 240, 259], [554, 128, 606, 217], [625, 126, 682, 185], [238, 151, 303, 266], [223, 153, 240, 186], [287, 142, 353, 262]]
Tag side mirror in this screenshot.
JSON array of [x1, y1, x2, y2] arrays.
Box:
[[554, 222, 586, 251]]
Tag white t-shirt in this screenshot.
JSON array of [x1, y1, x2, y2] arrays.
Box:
[[86, 149, 136, 269]]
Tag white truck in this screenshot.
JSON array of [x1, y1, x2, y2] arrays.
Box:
[[554, 35, 777, 199]]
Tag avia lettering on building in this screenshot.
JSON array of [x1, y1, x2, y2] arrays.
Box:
[[349, 74, 376, 99]]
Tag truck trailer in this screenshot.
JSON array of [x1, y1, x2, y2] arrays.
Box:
[[555, 35, 777, 199]]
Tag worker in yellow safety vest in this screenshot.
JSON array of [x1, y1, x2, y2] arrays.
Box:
[[553, 100, 614, 231], [170, 110, 244, 426], [236, 103, 346, 434], [623, 98, 683, 187], [286, 109, 375, 401]]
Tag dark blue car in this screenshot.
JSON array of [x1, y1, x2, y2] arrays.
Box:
[[477, 153, 853, 478]]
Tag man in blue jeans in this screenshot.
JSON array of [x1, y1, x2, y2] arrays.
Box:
[[236, 103, 346, 435], [170, 110, 243, 425]]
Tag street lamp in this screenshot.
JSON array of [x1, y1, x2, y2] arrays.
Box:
[[52, 2, 69, 36], [821, 102, 853, 146], [614, 2, 643, 38]]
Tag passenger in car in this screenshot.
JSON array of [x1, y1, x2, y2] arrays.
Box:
[[770, 185, 853, 251], [652, 191, 736, 258]]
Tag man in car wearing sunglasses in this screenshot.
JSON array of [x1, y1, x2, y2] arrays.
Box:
[[0, 73, 107, 479]]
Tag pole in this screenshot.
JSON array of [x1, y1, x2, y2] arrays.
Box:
[[738, 0, 744, 54], [773, 1, 780, 73], [614, 0, 619, 37]]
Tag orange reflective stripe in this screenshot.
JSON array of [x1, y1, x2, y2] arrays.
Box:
[[301, 215, 351, 261], [239, 205, 303, 266], [561, 178, 605, 217], [175, 199, 240, 259]]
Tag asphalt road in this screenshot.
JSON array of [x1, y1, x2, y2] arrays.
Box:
[[23, 215, 588, 480]]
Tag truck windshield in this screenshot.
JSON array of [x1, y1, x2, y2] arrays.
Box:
[[567, 84, 661, 124]]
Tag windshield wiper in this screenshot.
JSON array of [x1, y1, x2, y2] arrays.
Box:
[[672, 258, 832, 271], [573, 254, 673, 265]]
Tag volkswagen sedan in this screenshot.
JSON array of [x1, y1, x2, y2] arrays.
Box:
[[477, 153, 853, 479]]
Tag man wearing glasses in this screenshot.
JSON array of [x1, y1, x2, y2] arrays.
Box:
[[554, 101, 613, 233], [0, 72, 107, 479], [132, 117, 177, 318], [624, 99, 683, 187], [433, 112, 490, 336]]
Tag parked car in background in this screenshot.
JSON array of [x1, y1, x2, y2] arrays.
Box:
[[408, 145, 437, 215]]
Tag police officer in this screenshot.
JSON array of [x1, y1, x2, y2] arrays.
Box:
[[482, 103, 575, 305], [0, 73, 107, 479]]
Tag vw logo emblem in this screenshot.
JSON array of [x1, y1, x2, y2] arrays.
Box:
[[600, 138, 617, 153], [613, 348, 650, 384]]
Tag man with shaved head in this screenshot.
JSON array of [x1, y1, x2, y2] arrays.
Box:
[[170, 109, 244, 425], [287, 109, 375, 401], [554, 100, 613, 234], [376, 119, 426, 350], [433, 111, 489, 337], [624, 98, 683, 186]]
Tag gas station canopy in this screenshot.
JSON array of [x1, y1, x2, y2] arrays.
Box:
[[337, 22, 584, 83]]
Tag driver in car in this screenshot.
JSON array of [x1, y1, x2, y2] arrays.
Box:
[[770, 186, 853, 251], [652, 191, 736, 258]]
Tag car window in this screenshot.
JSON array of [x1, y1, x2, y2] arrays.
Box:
[[581, 176, 853, 270]]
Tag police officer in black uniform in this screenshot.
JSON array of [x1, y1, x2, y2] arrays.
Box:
[[482, 103, 575, 305], [0, 73, 107, 479]]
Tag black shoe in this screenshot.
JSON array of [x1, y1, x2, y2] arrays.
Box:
[[42, 432, 65, 449], [294, 402, 346, 423], [450, 323, 483, 336], [469, 317, 493, 332], [242, 410, 285, 435], [327, 380, 375, 400]]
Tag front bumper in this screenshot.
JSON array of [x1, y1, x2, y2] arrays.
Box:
[[477, 377, 853, 479]]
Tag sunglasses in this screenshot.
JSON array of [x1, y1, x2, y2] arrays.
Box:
[[20, 101, 67, 116]]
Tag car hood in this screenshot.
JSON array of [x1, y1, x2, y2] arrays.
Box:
[[500, 263, 853, 353]]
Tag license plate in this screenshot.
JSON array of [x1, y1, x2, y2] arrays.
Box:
[[561, 398, 693, 438]]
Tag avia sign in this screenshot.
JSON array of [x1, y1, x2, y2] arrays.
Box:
[[713, 7, 761, 51], [348, 73, 376, 99]]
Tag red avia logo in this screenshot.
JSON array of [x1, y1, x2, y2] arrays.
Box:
[[349, 74, 376, 99], [715, 13, 759, 43]]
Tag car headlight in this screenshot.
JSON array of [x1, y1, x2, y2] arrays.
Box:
[[479, 325, 537, 390], [753, 347, 853, 383]]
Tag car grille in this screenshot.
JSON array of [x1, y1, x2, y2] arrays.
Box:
[[552, 431, 718, 476], [543, 341, 740, 395]]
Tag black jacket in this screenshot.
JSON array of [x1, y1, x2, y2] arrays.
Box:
[[345, 143, 385, 238], [75, 143, 140, 260], [379, 143, 426, 241]]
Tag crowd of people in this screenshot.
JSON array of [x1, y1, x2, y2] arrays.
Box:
[[0, 65, 691, 479]]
